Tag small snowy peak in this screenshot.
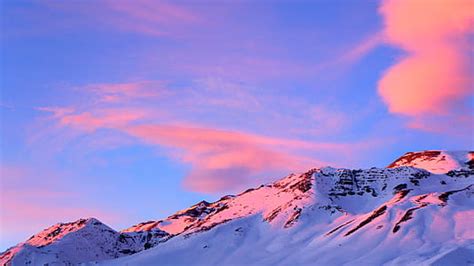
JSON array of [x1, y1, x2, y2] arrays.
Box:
[[1, 218, 104, 265], [24, 217, 104, 247], [388, 150, 473, 174], [0, 217, 169, 265]]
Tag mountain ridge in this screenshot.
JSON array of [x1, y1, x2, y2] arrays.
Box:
[[2, 150, 473, 265]]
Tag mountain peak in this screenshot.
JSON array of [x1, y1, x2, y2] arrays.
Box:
[[0, 216, 168, 265], [23, 217, 104, 248], [387, 150, 473, 173]]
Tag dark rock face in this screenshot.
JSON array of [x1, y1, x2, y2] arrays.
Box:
[[264, 207, 282, 223], [438, 185, 473, 205], [169, 201, 215, 219], [468, 158, 474, 169], [344, 205, 387, 236], [287, 171, 314, 193], [126, 229, 170, 251], [393, 183, 408, 192], [392, 205, 427, 233], [447, 169, 474, 177], [284, 208, 302, 228], [321, 168, 429, 201], [326, 219, 355, 236]]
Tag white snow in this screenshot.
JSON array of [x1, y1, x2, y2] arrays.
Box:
[[2, 150, 473, 266]]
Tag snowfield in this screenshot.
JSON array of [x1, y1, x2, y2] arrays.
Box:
[[2, 150, 473, 266]]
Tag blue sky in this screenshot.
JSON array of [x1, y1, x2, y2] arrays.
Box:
[[1, 0, 472, 250]]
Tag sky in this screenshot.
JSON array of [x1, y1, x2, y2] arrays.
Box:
[[0, 0, 473, 250]]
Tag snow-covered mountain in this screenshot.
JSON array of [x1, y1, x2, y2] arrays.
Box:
[[0, 218, 169, 265], [2, 150, 473, 266]]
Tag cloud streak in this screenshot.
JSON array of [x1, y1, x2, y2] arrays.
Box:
[[38, 106, 349, 193], [7, 0, 203, 37], [125, 124, 330, 192], [336, 33, 384, 65], [35, 80, 376, 193]]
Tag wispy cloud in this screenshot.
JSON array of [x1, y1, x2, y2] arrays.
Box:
[[336, 32, 384, 65], [37, 107, 356, 193], [82, 80, 169, 103], [35, 80, 377, 193], [7, 0, 203, 37], [125, 123, 333, 192]]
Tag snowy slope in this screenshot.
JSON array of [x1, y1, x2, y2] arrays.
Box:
[[2, 150, 473, 266], [96, 166, 474, 266], [123, 170, 319, 236], [388, 150, 473, 174], [0, 218, 169, 265]]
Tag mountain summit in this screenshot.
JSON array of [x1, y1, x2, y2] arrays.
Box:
[[2, 150, 473, 265], [388, 150, 473, 173]]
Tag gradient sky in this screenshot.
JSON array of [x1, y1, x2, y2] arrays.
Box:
[[1, 0, 473, 250]]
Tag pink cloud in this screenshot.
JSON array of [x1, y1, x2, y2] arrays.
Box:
[[36, 103, 363, 193], [378, 45, 470, 115], [38, 107, 147, 132], [380, 0, 472, 50], [41, 79, 355, 140], [125, 123, 336, 193], [34, 79, 380, 193], [377, 0, 473, 129]]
